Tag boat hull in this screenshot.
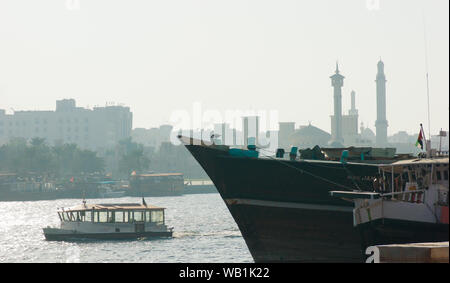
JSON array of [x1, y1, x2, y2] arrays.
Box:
[[43, 228, 172, 241], [183, 143, 380, 262], [358, 218, 449, 250], [182, 141, 448, 262], [225, 199, 364, 262]]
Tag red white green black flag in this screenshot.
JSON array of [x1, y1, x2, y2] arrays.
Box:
[[415, 124, 425, 150]]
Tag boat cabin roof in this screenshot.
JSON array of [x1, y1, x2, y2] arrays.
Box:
[[136, 173, 183, 177], [62, 203, 165, 212], [378, 157, 448, 172]]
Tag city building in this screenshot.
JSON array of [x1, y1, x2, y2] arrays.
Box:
[[242, 116, 260, 147], [213, 123, 237, 146], [278, 122, 296, 150], [132, 124, 173, 150], [0, 99, 132, 151]]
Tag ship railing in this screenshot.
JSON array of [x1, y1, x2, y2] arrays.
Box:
[[380, 189, 426, 203]]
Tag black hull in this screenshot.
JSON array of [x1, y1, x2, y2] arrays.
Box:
[[358, 219, 449, 249], [182, 141, 448, 262], [227, 201, 363, 262], [44, 231, 173, 241]]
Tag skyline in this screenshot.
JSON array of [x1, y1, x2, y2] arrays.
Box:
[[0, 0, 448, 136]]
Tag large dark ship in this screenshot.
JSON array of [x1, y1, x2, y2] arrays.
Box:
[[179, 136, 448, 262]]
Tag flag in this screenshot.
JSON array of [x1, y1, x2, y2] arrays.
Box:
[[415, 125, 424, 150]]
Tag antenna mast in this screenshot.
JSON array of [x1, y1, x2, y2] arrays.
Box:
[[422, 5, 431, 140]]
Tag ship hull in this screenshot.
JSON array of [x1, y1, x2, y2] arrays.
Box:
[[225, 199, 364, 262], [182, 140, 450, 262], [183, 142, 381, 262]]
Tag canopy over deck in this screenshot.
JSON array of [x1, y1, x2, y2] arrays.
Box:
[[136, 173, 183, 177], [62, 203, 165, 212], [378, 157, 449, 173]]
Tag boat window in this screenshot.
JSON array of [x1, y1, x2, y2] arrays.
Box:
[[93, 211, 98, 222], [444, 170, 449, 181], [124, 211, 131, 222], [411, 172, 417, 182], [99, 211, 108, 223], [115, 211, 124, 222], [151, 210, 164, 223], [84, 211, 92, 222], [145, 211, 151, 222], [437, 171, 442, 181], [78, 211, 85, 221], [133, 211, 143, 222], [107, 211, 115, 223]]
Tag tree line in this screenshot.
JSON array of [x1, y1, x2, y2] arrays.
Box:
[[0, 137, 208, 180], [0, 137, 104, 177]]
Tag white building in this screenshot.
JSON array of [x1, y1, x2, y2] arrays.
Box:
[[0, 99, 132, 151]]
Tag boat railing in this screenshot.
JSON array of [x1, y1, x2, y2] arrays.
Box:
[[435, 150, 449, 157], [380, 189, 426, 203]]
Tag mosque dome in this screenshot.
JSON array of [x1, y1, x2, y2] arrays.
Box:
[[361, 127, 376, 142], [288, 124, 331, 149]]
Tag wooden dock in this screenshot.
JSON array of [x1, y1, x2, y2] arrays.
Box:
[[375, 241, 449, 263]]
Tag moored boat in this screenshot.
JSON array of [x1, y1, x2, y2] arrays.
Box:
[[178, 135, 448, 262], [331, 157, 449, 254], [178, 136, 383, 262]]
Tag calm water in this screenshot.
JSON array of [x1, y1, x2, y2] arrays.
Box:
[[0, 194, 253, 263]]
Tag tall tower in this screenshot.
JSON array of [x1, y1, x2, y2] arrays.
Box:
[[375, 60, 388, 147], [243, 116, 260, 148], [349, 90, 358, 116], [330, 63, 345, 146]]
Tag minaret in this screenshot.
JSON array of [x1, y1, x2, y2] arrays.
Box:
[[330, 62, 345, 145], [349, 90, 358, 116], [375, 60, 388, 147]]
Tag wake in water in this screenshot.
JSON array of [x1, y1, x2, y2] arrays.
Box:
[[173, 229, 242, 239]]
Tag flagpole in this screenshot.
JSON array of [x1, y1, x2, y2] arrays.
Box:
[[420, 124, 426, 149], [422, 5, 432, 142]]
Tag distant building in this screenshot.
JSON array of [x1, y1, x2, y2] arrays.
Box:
[[243, 116, 260, 147], [289, 124, 332, 149], [132, 124, 173, 150], [278, 122, 296, 150], [359, 122, 376, 145], [389, 131, 414, 144], [329, 63, 345, 147], [213, 123, 237, 146], [375, 60, 389, 147], [331, 90, 359, 146], [0, 99, 132, 150]]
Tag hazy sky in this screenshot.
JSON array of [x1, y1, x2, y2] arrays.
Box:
[[0, 0, 448, 136]]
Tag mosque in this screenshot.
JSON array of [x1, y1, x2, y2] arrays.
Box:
[[284, 60, 389, 149]]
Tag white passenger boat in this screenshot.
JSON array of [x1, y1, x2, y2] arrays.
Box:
[[43, 200, 173, 241]]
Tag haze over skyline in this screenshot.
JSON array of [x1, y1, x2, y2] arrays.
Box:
[[0, 0, 448, 136]]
